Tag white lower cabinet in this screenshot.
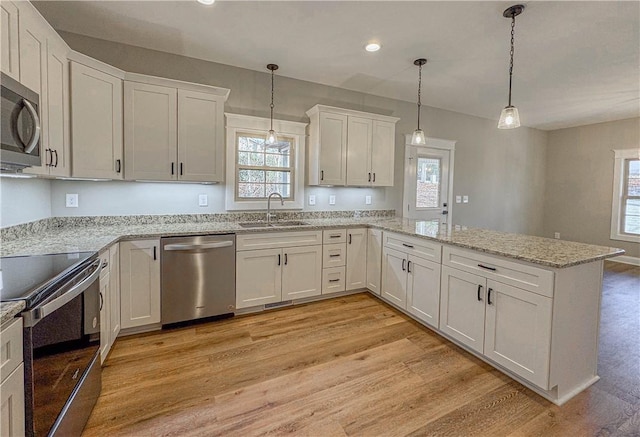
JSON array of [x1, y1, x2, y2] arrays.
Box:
[[345, 228, 367, 290], [381, 247, 408, 307], [99, 267, 110, 364], [109, 243, 121, 344], [120, 239, 161, 329], [366, 228, 382, 295], [440, 264, 552, 389], [1, 318, 24, 437], [236, 232, 323, 309]]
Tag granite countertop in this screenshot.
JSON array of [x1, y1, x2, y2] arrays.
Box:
[[0, 216, 624, 269], [1, 301, 25, 325]]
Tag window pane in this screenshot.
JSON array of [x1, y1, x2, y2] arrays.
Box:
[[265, 170, 290, 184], [624, 198, 640, 235], [265, 153, 286, 168], [238, 136, 265, 152], [627, 159, 640, 196], [238, 169, 265, 183], [416, 157, 440, 208], [238, 183, 265, 199], [267, 183, 291, 198]]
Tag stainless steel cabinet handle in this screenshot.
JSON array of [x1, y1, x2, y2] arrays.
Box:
[[22, 259, 101, 327], [22, 99, 41, 154], [164, 241, 233, 251]]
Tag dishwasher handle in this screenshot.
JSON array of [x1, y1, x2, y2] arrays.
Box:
[[164, 241, 234, 251]]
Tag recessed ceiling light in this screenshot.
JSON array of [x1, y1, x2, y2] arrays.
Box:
[[365, 43, 381, 52], [197, 0, 215, 5]]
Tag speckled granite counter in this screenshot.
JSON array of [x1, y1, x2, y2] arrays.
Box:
[[1, 216, 624, 268], [1, 301, 25, 325]]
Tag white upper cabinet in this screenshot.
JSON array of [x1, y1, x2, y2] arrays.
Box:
[[177, 89, 224, 182], [124, 81, 178, 181], [43, 35, 69, 177], [307, 105, 398, 187], [17, 3, 46, 98], [1, 1, 20, 80], [70, 60, 124, 179]]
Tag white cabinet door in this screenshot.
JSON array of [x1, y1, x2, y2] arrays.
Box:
[[18, 4, 46, 97], [99, 271, 110, 364], [346, 228, 367, 290], [1, 1, 20, 80], [282, 245, 322, 300], [322, 266, 346, 294], [0, 363, 25, 437], [371, 120, 395, 187], [120, 240, 161, 329], [318, 112, 347, 185], [236, 248, 282, 309], [44, 36, 69, 177], [124, 81, 177, 181], [439, 266, 486, 353], [484, 280, 552, 389], [177, 89, 223, 182], [407, 256, 441, 329], [71, 62, 123, 179], [381, 247, 407, 308], [366, 228, 382, 295], [346, 116, 372, 186], [109, 243, 121, 343]]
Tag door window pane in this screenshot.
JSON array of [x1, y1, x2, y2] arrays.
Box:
[[416, 157, 440, 208]]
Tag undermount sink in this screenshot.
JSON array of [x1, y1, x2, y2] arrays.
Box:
[[239, 220, 309, 228]]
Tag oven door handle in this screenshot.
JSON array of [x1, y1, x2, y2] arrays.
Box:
[[23, 259, 101, 327], [164, 241, 233, 251]]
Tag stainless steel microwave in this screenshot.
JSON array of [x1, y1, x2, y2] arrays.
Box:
[[1, 72, 41, 172]]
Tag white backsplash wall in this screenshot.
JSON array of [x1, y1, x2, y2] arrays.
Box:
[[50, 180, 392, 217], [0, 178, 52, 227]]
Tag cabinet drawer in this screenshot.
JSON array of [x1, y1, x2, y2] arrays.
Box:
[[323, 243, 346, 268], [443, 246, 554, 297], [383, 232, 442, 263], [322, 267, 346, 294], [323, 229, 347, 244], [237, 230, 323, 251], [1, 318, 23, 384]]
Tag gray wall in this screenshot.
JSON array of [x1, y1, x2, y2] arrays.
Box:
[[0, 178, 52, 227], [56, 31, 548, 235], [543, 117, 640, 257]]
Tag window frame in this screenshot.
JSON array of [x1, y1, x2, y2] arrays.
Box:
[[610, 148, 640, 243], [225, 113, 307, 211]]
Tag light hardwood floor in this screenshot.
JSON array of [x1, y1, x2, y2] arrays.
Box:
[[83, 261, 640, 436]]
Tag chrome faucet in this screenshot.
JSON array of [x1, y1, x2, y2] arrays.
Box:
[[267, 192, 284, 224]]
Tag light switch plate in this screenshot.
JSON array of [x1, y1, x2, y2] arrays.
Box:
[[66, 194, 78, 208], [198, 194, 208, 207], [455, 195, 462, 204], [463, 195, 469, 203], [329, 195, 336, 205], [554, 232, 560, 239], [308, 194, 316, 206], [365, 195, 372, 205]]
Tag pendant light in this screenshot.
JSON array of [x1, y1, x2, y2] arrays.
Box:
[[411, 58, 427, 145], [498, 4, 525, 129], [265, 64, 279, 145]]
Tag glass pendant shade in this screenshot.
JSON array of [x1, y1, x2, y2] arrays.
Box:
[[497, 105, 521, 129], [266, 129, 278, 145], [411, 129, 426, 145]]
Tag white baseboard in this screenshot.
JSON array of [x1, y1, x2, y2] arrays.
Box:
[[609, 255, 640, 266]]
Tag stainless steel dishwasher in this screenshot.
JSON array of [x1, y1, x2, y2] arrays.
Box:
[[161, 234, 236, 325]]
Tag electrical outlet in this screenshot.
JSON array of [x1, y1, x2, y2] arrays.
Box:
[[455, 195, 462, 204], [65, 194, 78, 208], [329, 195, 336, 205], [308, 194, 316, 206], [554, 232, 560, 239], [463, 195, 469, 204], [365, 195, 372, 205], [198, 194, 208, 207]]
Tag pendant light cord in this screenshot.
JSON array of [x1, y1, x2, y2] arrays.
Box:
[[508, 13, 516, 107], [417, 62, 422, 129], [270, 69, 275, 131]]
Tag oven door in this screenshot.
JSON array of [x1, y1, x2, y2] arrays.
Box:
[[1, 72, 41, 169], [22, 259, 102, 437]]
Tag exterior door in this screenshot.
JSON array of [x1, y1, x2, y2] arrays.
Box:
[[403, 138, 455, 223], [282, 245, 322, 300], [236, 248, 282, 308], [346, 228, 367, 290], [381, 247, 407, 308], [439, 266, 486, 353], [406, 256, 441, 328]]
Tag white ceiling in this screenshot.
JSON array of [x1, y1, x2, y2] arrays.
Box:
[[34, 1, 639, 130]]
